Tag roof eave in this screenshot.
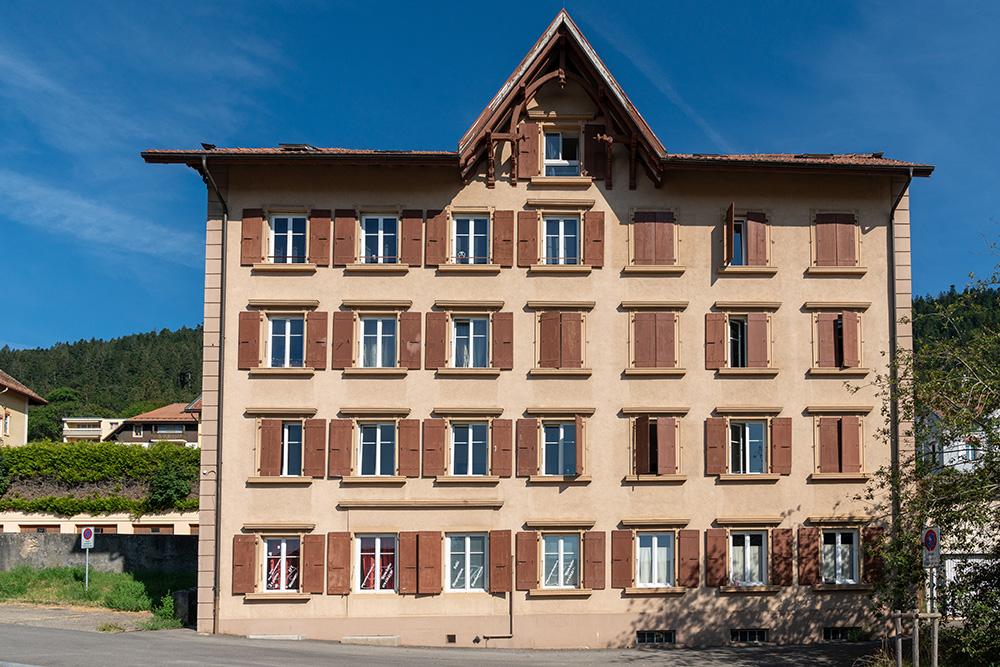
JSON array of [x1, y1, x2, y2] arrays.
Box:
[[141, 151, 460, 168], [662, 158, 934, 178]]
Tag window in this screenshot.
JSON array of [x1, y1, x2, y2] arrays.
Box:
[[730, 421, 767, 474], [269, 215, 306, 263], [542, 421, 576, 475], [535, 310, 585, 370], [268, 316, 305, 368], [637, 532, 675, 587], [451, 422, 488, 476], [360, 316, 397, 368], [728, 316, 747, 368], [132, 424, 143, 438], [280, 421, 303, 476], [452, 317, 489, 368], [814, 311, 861, 369], [2, 411, 8, 436], [361, 214, 398, 264], [542, 534, 580, 588], [630, 311, 678, 369], [816, 416, 862, 473], [543, 131, 580, 176], [730, 531, 767, 585], [731, 629, 769, 643], [636, 630, 675, 645], [447, 533, 487, 591], [359, 422, 396, 476], [705, 312, 771, 370], [813, 213, 857, 267], [632, 416, 678, 475], [155, 424, 184, 434], [724, 206, 768, 267], [824, 627, 862, 642], [822, 530, 858, 584], [453, 216, 489, 264], [731, 217, 747, 266], [358, 534, 396, 592], [543, 216, 580, 265], [265, 537, 300, 591], [630, 211, 676, 266]]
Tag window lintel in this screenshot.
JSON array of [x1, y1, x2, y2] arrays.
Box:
[[524, 519, 596, 529], [434, 300, 504, 310], [714, 517, 783, 527], [242, 522, 315, 532], [620, 301, 688, 310], [621, 518, 689, 528], [524, 407, 595, 416], [338, 407, 411, 417], [341, 299, 412, 310], [803, 302, 871, 311], [525, 300, 595, 310], [524, 199, 595, 209], [714, 406, 782, 416], [621, 407, 689, 415], [244, 407, 318, 417], [432, 407, 504, 417], [806, 515, 872, 526], [247, 299, 319, 310], [713, 301, 781, 311], [805, 405, 873, 414]]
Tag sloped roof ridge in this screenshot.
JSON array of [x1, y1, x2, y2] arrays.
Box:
[[0, 368, 47, 405]]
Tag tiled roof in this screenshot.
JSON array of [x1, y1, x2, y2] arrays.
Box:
[[664, 152, 931, 169], [124, 403, 198, 424], [183, 395, 202, 413], [0, 369, 47, 405], [143, 147, 457, 157]]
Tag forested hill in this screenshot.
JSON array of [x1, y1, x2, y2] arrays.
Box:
[[913, 285, 1000, 345], [0, 326, 202, 441]]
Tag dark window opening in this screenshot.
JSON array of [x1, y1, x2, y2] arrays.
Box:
[[824, 627, 861, 642], [731, 629, 769, 643], [637, 630, 675, 645]]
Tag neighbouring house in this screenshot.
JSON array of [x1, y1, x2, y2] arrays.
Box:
[[0, 368, 47, 448], [104, 403, 199, 447], [142, 11, 931, 648], [61, 417, 125, 442]]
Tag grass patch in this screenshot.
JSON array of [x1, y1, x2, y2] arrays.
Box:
[[97, 623, 126, 633], [137, 595, 183, 631]]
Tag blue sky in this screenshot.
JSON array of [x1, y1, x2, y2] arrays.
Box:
[[2, 1, 998, 349]]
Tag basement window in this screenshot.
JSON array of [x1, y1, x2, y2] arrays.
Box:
[[636, 630, 675, 645]]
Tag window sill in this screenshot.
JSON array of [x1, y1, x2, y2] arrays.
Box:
[[436, 264, 502, 275], [248, 367, 315, 377], [622, 265, 685, 275], [715, 368, 779, 377], [342, 368, 409, 377], [624, 586, 688, 596], [344, 264, 410, 275], [434, 476, 501, 485], [528, 475, 592, 485], [717, 473, 781, 483], [242, 593, 312, 602], [717, 265, 777, 275], [623, 474, 686, 484], [718, 585, 780, 595], [624, 368, 686, 377], [528, 176, 593, 187], [806, 266, 868, 276], [251, 263, 318, 274], [246, 476, 313, 485], [809, 473, 870, 482], [528, 368, 593, 377], [435, 368, 502, 377], [340, 476, 408, 486], [811, 583, 872, 592], [528, 588, 593, 598], [529, 264, 593, 275], [808, 367, 871, 377]]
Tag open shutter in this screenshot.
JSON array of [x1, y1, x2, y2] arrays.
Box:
[[583, 210, 605, 267], [516, 418, 538, 477], [633, 313, 656, 368], [798, 527, 821, 585], [400, 209, 423, 266], [746, 313, 769, 368], [611, 530, 634, 588], [842, 311, 861, 368], [327, 532, 351, 594], [333, 209, 356, 266], [515, 531, 537, 590], [771, 528, 793, 586], [560, 312, 583, 368], [657, 417, 678, 475], [241, 209, 264, 266], [489, 530, 512, 593], [306, 311, 328, 370], [492, 312, 514, 370], [424, 312, 447, 370], [705, 529, 728, 587], [517, 211, 538, 267], [705, 313, 727, 370], [705, 417, 727, 475], [517, 122, 539, 180], [425, 209, 448, 266], [303, 418, 326, 478], [862, 527, 885, 584], [538, 311, 561, 368], [493, 210, 514, 267], [232, 534, 256, 594], [584, 124, 606, 180], [574, 414, 584, 475], [655, 211, 676, 265], [770, 417, 792, 475], [816, 313, 838, 367], [327, 419, 353, 477], [331, 312, 354, 369], [238, 311, 261, 369], [814, 213, 838, 266], [746, 211, 768, 266], [655, 312, 676, 368], [308, 209, 331, 266], [677, 529, 700, 587], [399, 312, 422, 370], [724, 203, 735, 265], [397, 419, 420, 478], [302, 533, 325, 594], [841, 416, 862, 473], [399, 531, 418, 595], [836, 214, 857, 266], [421, 419, 446, 477], [418, 531, 442, 594], [583, 531, 605, 590], [633, 212, 655, 266], [634, 415, 651, 475], [491, 419, 512, 477], [259, 419, 281, 477], [819, 417, 841, 473]]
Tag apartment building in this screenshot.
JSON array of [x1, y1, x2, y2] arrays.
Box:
[[143, 11, 931, 648], [62, 417, 124, 442]]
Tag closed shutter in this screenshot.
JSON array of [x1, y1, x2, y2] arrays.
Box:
[[308, 209, 331, 266], [836, 214, 857, 266], [517, 122, 539, 180], [424, 312, 448, 370], [326, 532, 351, 594], [418, 531, 442, 594], [397, 419, 420, 478], [491, 312, 514, 370], [771, 528, 793, 586], [515, 531, 537, 590], [746, 211, 768, 266], [425, 209, 448, 266], [333, 209, 356, 266], [634, 415, 651, 475], [399, 312, 422, 370], [655, 211, 676, 265], [633, 313, 656, 368], [705, 313, 727, 370], [819, 417, 841, 473], [724, 203, 735, 265], [584, 124, 606, 181], [814, 214, 838, 266], [517, 211, 538, 267], [240, 209, 264, 266], [655, 312, 676, 368], [491, 210, 514, 267], [516, 418, 538, 477], [489, 530, 512, 593], [633, 211, 655, 266], [770, 417, 792, 475], [305, 311, 328, 370], [676, 529, 700, 587], [705, 418, 728, 475], [583, 210, 605, 267], [237, 311, 261, 369], [746, 313, 769, 368], [490, 419, 512, 477], [331, 312, 354, 369], [302, 534, 325, 594], [611, 530, 634, 588], [798, 527, 821, 585], [232, 534, 256, 594], [583, 531, 606, 590], [327, 419, 353, 477], [400, 209, 423, 266], [561, 312, 583, 368], [816, 313, 839, 368], [842, 311, 861, 368], [705, 529, 728, 587], [538, 311, 561, 368], [841, 416, 862, 473], [259, 419, 281, 477], [862, 527, 885, 584], [574, 414, 584, 475], [303, 419, 326, 478], [421, 419, 446, 477], [657, 417, 678, 475], [399, 531, 418, 594]]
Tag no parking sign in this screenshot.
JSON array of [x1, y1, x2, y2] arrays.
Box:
[[922, 526, 940, 567], [81, 526, 94, 549]]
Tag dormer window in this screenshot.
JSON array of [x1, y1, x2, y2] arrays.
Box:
[[544, 132, 580, 176]]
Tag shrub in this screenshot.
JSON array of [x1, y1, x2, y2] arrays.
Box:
[[103, 579, 151, 612], [148, 461, 192, 509], [0, 449, 9, 496]]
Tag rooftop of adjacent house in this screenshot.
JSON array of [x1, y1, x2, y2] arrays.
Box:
[[124, 403, 198, 424], [183, 395, 202, 414], [0, 369, 47, 406]]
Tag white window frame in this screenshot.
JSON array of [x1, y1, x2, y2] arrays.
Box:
[[730, 217, 747, 266], [451, 316, 490, 368], [822, 530, 859, 584], [2, 411, 9, 436], [264, 537, 301, 592], [155, 424, 184, 434], [446, 533, 489, 592], [730, 420, 767, 474], [542, 215, 581, 265], [542, 420, 576, 476], [132, 424, 143, 438], [267, 315, 305, 368], [541, 533, 581, 589], [269, 215, 307, 264], [728, 315, 747, 368], [452, 215, 490, 264], [730, 531, 768, 586], [358, 421, 396, 477], [636, 532, 675, 587], [281, 420, 303, 477], [356, 534, 397, 593], [360, 214, 399, 264], [360, 316, 398, 368], [543, 131, 580, 176], [450, 421, 489, 476]]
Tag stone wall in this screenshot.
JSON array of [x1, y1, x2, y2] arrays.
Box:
[[0, 533, 197, 573]]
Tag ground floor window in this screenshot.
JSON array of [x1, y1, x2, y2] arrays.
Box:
[[636, 630, 675, 645], [447, 533, 487, 591], [637, 532, 674, 587], [730, 531, 766, 585], [731, 629, 769, 643], [822, 530, 858, 584], [542, 533, 580, 589], [265, 537, 300, 591], [358, 534, 396, 592]]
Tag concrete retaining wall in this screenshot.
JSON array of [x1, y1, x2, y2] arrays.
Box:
[[0, 533, 197, 574]]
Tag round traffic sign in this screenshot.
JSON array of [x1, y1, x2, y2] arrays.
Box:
[[924, 529, 937, 551], [82, 528, 93, 540]]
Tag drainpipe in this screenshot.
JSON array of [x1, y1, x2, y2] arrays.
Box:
[[481, 590, 515, 648]]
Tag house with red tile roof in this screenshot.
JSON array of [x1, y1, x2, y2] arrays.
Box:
[[104, 402, 199, 447], [0, 368, 47, 448]]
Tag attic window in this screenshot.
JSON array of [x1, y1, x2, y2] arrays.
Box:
[[278, 143, 317, 152], [544, 132, 580, 176]]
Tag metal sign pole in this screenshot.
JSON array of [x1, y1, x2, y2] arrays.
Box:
[[85, 547, 89, 592]]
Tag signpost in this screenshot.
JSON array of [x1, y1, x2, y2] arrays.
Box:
[[922, 526, 940, 568], [80, 527, 94, 591]]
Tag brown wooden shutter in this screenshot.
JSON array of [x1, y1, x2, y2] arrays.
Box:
[[517, 211, 538, 267], [306, 311, 328, 370], [862, 527, 885, 584], [747, 313, 769, 368], [517, 122, 539, 180], [491, 419, 512, 477], [705, 417, 728, 475], [814, 214, 838, 266], [705, 529, 728, 587], [633, 212, 655, 266], [493, 210, 514, 267], [611, 530, 634, 588], [724, 203, 735, 265], [583, 531, 606, 590], [418, 531, 442, 594], [489, 530, 512, 593], [327, 419, 353, 477], [583, 210, 605, 268], [327, 532, 351, 594], [634, 415, 651, 475], [584, 124, 606, 181], [331, 312, 354, 369], [399, 312, 422, 370], [836, 214, 857, 266], [492, 312, 513, 370], [302, 533, 325, 594], [516, 418, 538, 477], [515, 531, 537, 590], [237, 311, 261, 369], [746, 211, 768, 266], [677, 529, 700, 587], [303, 418, 326, 478], [655, 211, 676, 265], [561, 312, 583, 368], [657, 417, 678, 475], [705, 313, 727, 370], [232, 534, 256, 594], [308, 209, 331, 266], [842, 311, 861, 368], [798, 527, 821, 585], [397, 419, 420, 478], [655, 312, 676, 368], [259, 419, 281, 476], [425, 209, 448, 266], [421, 419, 446, 477], [819, 417, 842, 473], [841, 416, 862, 473], [633, 313, 656, 368], [399, 209, 423, 266], [333, 209, 356, 266], [424, 312, 447, 370], [399, 531, 418, 594], [816, 313, 838, 368], [771, 417, 792, 475], [574, 414, 584, 475], [771, 528, 793, 586], [538, 311, 561, 368], [241, 209, 264, 266]]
